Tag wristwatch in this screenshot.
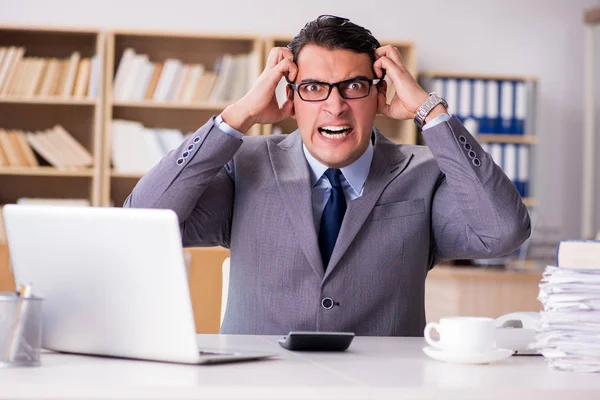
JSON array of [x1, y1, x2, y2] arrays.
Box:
[[414, 92, 449, 128]]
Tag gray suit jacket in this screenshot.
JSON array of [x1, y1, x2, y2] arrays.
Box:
[[124, 115, 531, 336]]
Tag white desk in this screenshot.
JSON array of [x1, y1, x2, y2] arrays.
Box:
[[1, 335, 599, 399]]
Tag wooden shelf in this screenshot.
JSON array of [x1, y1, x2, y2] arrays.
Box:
[[111, 171, 144, 179], [0, 166, 95, 177], [0, 24, 102, 35], [419, 71, 538, 82], [112, 100, 231, 111], [476, 135, 537, 144], [0, 96, 98, 106], [110, 29, 260, 41]]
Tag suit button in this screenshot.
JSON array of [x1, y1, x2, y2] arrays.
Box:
[[468, 150, 476, 159], [459, 135, 467, 144], [464, 143, 472, 150], [182, 151, 190, 158], [472, 158, 481, 167], [321, 297, 334, 310], [176, 157, 185, 166], [187, 144, 195, 151], [193, 136, 201, 144]]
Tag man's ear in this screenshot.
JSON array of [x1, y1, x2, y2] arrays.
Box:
[[286, 85, 296, 119], [377, 79, 387, 96]]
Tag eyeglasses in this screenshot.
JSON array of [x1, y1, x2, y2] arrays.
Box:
[[289, 78, 381, 102]]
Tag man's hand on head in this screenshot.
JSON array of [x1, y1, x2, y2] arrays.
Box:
[[221, 47, 298, 134], [373, 45, 447, 123]]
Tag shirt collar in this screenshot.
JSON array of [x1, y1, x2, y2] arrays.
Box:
[[302, 133, 374, 196]]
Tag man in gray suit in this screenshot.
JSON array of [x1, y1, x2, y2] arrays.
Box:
[[125, 15, 530, 336]]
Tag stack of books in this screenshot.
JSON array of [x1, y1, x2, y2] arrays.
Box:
[[111, 119, 189, 174], [112, 48, 256, 103], [0, 47, 100, 99], [0, 126, 93, 169], [533, 240, 600, 372]]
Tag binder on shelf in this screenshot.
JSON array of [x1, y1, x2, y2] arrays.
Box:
[[471, 79, 485, 134], [500, 80, 514, 135], [517, 144, 530, 198], [443, 78, 458, 116], [479, 142, 490, 154], [431, 78, 444, 100], [489, 143, 503, 169], [514, 81, 528, 135], [503, 143, 518, 190], [457, 79, 472, 123], [483, 80, 499, 134]]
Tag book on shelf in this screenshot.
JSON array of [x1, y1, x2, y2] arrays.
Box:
[[111, 119, 191, 174], [422, 75, 535, 135], [112, 47, 255, 104], [0, 126, 93, 169], [0, 47, 100, 99]]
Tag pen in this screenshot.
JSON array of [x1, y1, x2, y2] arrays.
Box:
[[4, 283, 33, 362]]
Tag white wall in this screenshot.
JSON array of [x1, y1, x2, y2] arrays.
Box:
[[1, 0, 599, 239]]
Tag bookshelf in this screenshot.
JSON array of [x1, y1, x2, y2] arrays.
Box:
[[101, 30, 263, 207], [261, 37, 418, 145], [419, 72, 538, 208], [0, 25, 105, 211]]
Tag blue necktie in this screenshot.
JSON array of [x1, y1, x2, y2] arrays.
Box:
[[319, 168, 347, 269]]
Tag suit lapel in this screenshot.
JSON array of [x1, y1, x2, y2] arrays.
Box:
[[268, 131, 325, 279], [324, 131, 414, 280]]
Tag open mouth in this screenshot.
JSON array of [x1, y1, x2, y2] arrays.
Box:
[[318, 125, 353, 139]]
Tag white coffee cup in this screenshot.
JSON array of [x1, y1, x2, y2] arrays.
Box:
[[424, 317, 496, 354]]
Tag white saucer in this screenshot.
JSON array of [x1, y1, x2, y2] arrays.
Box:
[[422, 346, 514, 365]]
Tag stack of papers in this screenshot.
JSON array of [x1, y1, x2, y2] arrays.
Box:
[[533, 265, 600, 373]]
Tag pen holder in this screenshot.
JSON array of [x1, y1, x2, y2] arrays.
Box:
[[0, 293, 43, 367]]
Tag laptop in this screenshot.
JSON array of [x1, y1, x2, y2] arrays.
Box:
[[3, 204, 276, 365]]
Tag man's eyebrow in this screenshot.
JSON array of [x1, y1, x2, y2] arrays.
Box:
[[298, 75, 372, 84], [299, 78, 325, 84]]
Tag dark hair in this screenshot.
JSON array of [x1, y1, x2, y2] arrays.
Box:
[[288, 15, 381, 65]]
